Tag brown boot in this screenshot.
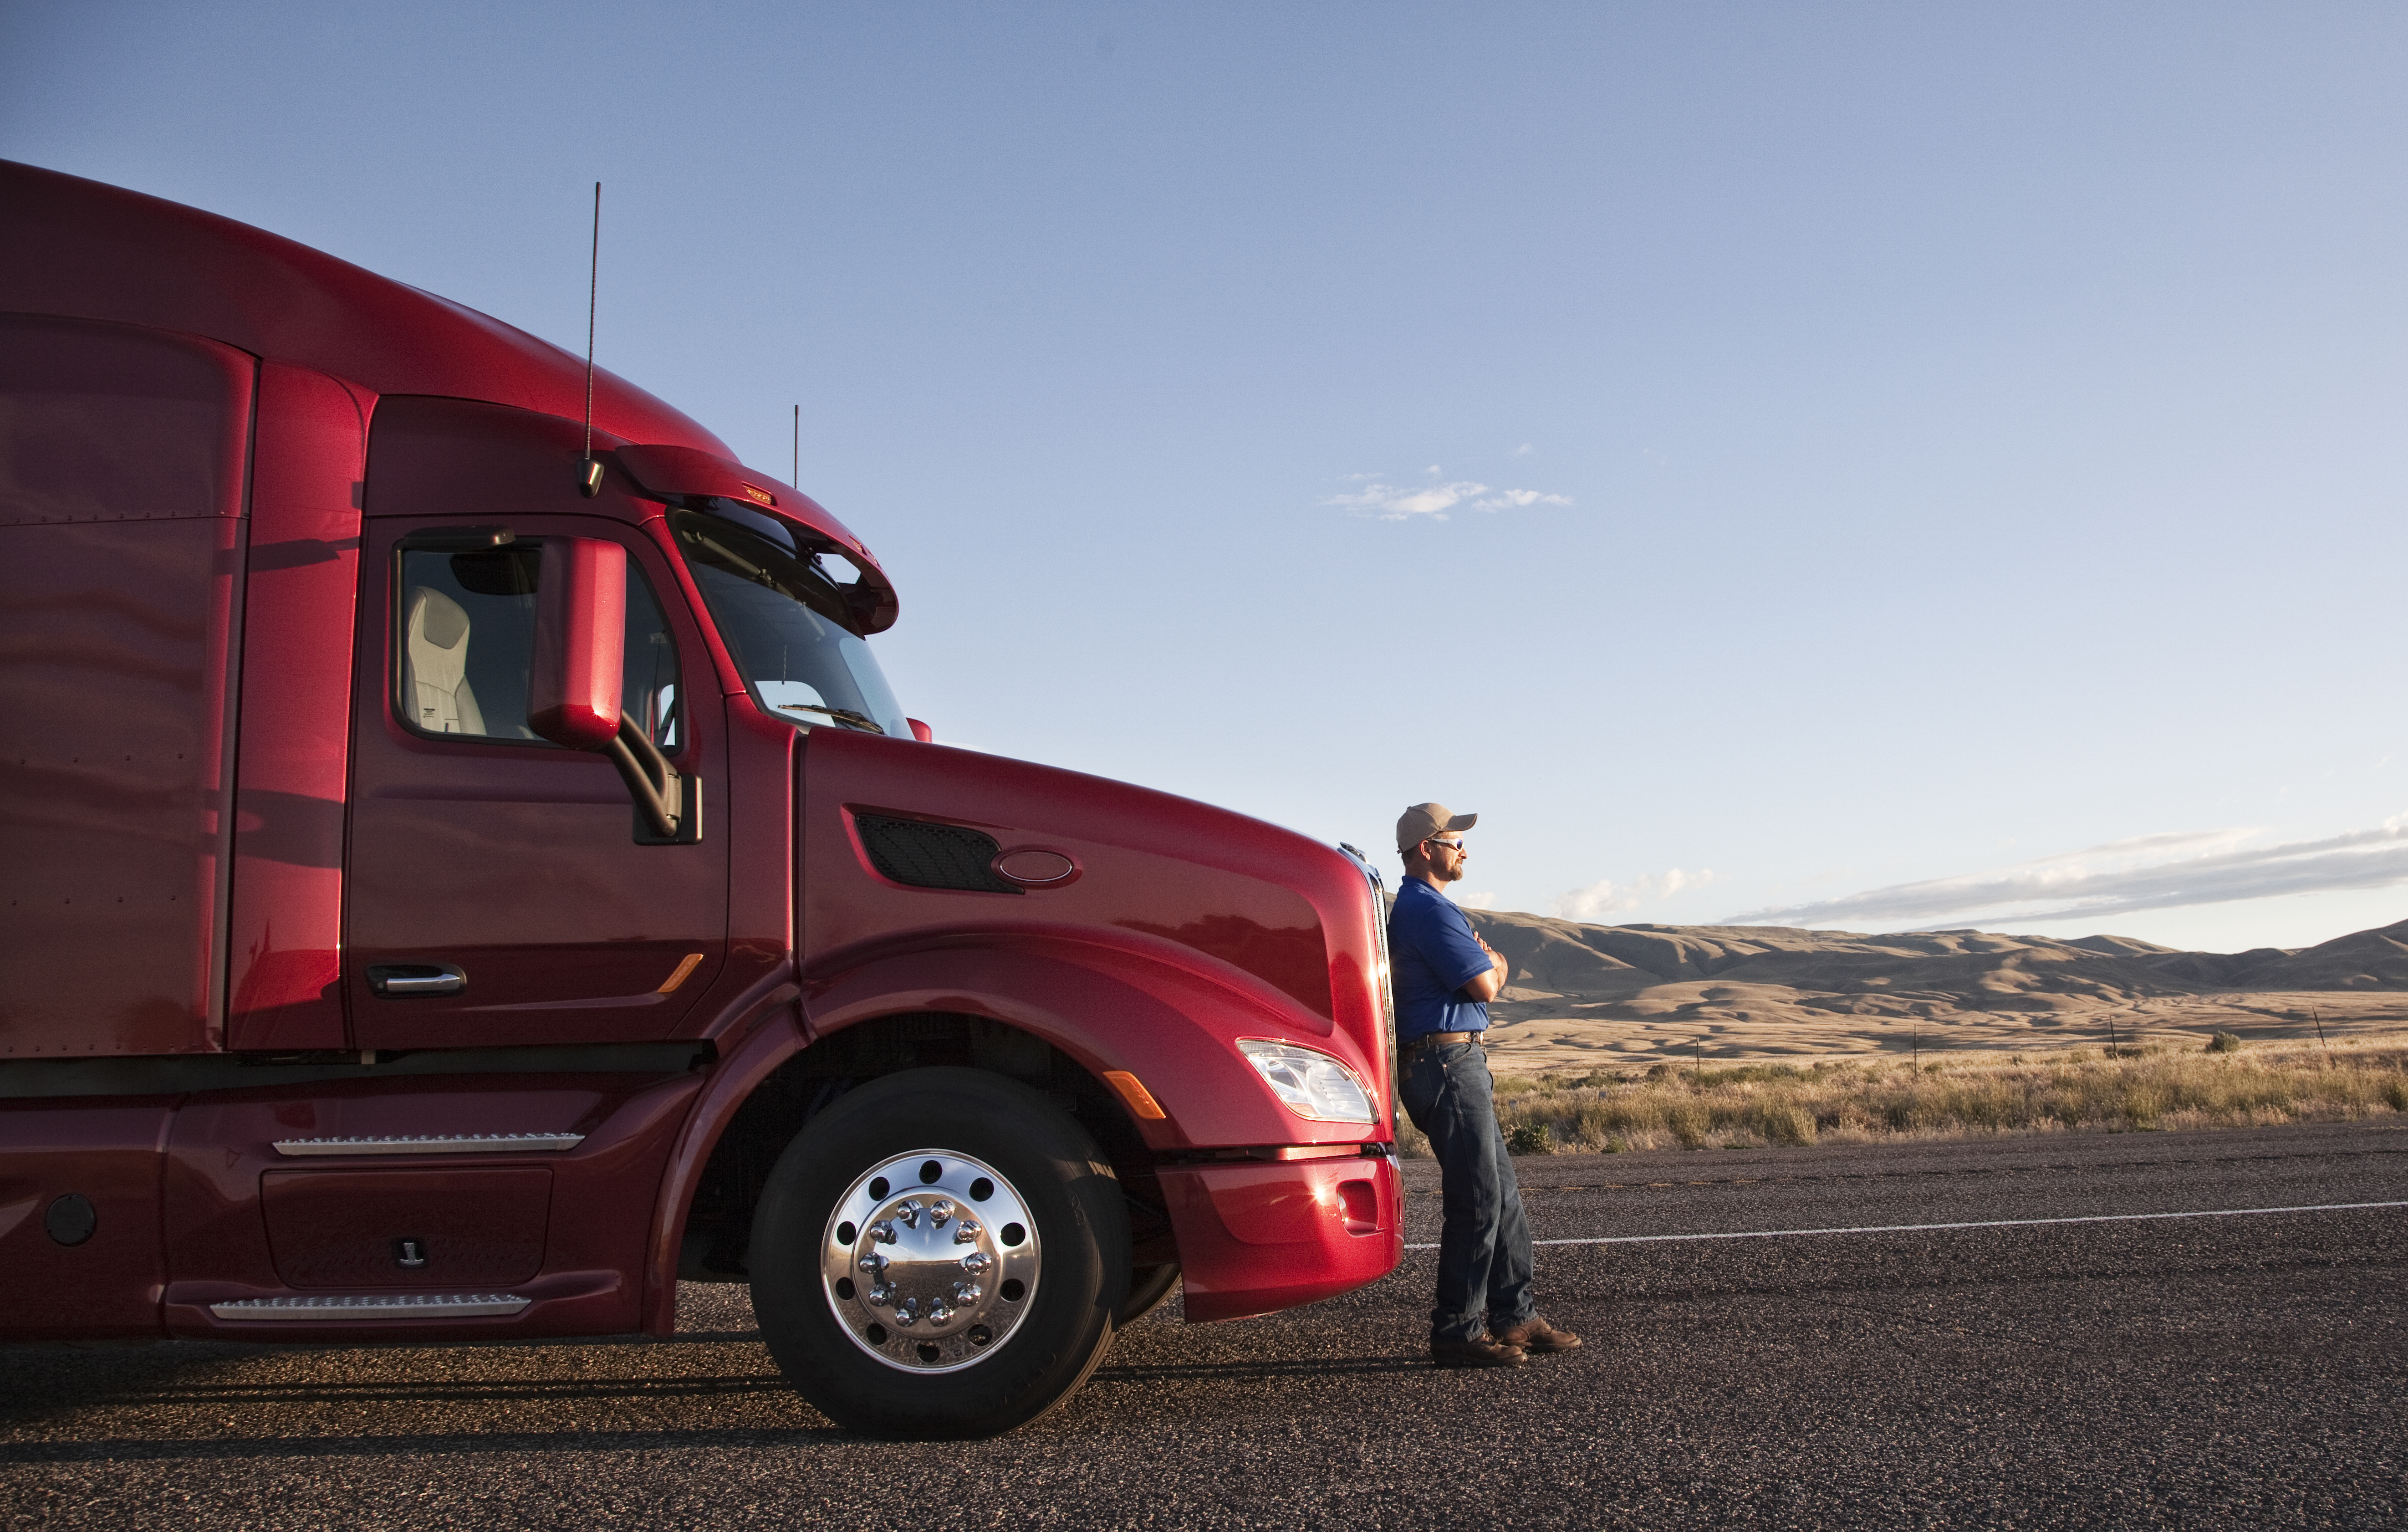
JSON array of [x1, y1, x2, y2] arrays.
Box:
[[1431, 1334, 1526, 1369], [1493, 1315, 1582, 1353]]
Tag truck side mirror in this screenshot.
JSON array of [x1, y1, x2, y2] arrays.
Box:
[[529, 538, 699, 844], [528, 538, 626, 749]]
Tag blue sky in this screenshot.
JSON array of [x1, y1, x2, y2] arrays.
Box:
[[9, 3, 2408, 952]]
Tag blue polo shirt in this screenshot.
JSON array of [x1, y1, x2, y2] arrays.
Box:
[[1388, 876, 1495, 1040]]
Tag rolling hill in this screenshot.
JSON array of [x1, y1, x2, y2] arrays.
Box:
[[1443, 907, 2408, 1070]]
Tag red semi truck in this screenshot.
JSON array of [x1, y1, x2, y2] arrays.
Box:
[[0, 161, 1402, 1437]]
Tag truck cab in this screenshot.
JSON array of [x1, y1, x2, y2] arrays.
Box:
[[0, 161, 1402, 1437]]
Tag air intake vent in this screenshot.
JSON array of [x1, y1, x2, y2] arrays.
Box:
[[853, 814, 1022, 894]]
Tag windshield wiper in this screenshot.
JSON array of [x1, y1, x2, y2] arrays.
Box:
[[777, 703, 886, 735]]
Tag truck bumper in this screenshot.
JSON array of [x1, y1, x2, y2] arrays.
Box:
[[1159, 1152, 1403, 1323]]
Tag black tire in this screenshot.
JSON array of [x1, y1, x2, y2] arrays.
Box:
[[1116, 1262, 1182, 1328], [750, 1067, 1129, 1439]]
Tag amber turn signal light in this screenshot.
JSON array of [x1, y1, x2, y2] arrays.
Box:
[[1100, 1070, 1166, 1121]]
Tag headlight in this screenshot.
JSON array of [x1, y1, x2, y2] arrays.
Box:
[[1237, 1040, 1377, 1124]]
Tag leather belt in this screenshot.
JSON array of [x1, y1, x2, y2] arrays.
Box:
[[1401, 1031, 1478, 1054]]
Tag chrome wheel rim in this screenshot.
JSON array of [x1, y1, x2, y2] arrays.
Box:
[[820, 1149, 1040, 1374]]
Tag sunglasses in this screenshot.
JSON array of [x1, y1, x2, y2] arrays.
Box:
[[1425, 838, 1466, 853]]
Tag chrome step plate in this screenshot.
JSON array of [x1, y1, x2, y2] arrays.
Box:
[[271, 1133, 584, 1157], [209, 1293, 532, 1320]]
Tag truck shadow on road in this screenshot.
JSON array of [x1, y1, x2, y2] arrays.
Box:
[[0, 1426, 850, 1464], [1087, 1353, 1428, 1385], [13, 1373, 801, 1410], [0, 1330, 1445, 1464]]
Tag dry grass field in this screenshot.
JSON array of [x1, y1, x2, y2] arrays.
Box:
[[1394, 1034, 2408, 1158], [1477, 988, 2408, 1072]]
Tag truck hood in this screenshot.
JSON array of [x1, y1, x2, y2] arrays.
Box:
[[796, 727, 1386, 1056]]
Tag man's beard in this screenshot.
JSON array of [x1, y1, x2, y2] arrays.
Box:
[[1437, 857, 1464, 883]]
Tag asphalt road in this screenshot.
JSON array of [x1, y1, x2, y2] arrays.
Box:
[[5, 1121, 2405, 1529]]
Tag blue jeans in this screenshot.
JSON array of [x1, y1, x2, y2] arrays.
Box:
[[1400, 1040, 1535, 1343]]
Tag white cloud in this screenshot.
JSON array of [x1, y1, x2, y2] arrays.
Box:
[[1554, 880, 1633, 921], [1721, 817, 2408, 931], [1552, 868, 1713, 922], [2017, 828, 2257, 866], [1452, 889, 1499, 909], [1511, 442, 1533, 456], [1325, 478, 1573, 522], [1471, 488, 1571, 512]]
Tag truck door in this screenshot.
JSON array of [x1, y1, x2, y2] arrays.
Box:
[[344, 404, 730, 1050]]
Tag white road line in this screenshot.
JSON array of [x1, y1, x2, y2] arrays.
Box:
[[1400, 1198, 2408, 1251]]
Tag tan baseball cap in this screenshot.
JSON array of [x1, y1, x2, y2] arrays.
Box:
[[1396, 802, 1477, 852]]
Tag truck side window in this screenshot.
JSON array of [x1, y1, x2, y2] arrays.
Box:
[[396, 543, 681, 748]]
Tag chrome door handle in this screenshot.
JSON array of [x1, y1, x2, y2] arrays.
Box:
[[368, 962, 467, 997]]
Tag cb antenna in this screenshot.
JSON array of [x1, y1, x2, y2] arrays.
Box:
[[578, 181, 604, 497], [792, 404, 800, 485]]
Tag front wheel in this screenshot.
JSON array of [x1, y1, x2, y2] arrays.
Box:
[[750, 1067, 1129, 1438]]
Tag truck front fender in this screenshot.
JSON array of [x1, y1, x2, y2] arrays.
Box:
[[642, 929, 1388, 1334], [802, 926, 1385, 1153]]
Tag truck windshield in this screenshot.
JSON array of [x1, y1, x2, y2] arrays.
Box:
[[669, 506, 911, 738]]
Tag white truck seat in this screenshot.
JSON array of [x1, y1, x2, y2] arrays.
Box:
[[403, 586, 487, 735]]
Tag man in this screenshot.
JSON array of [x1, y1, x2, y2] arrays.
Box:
[[1388, 802, 1582, 1369]]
